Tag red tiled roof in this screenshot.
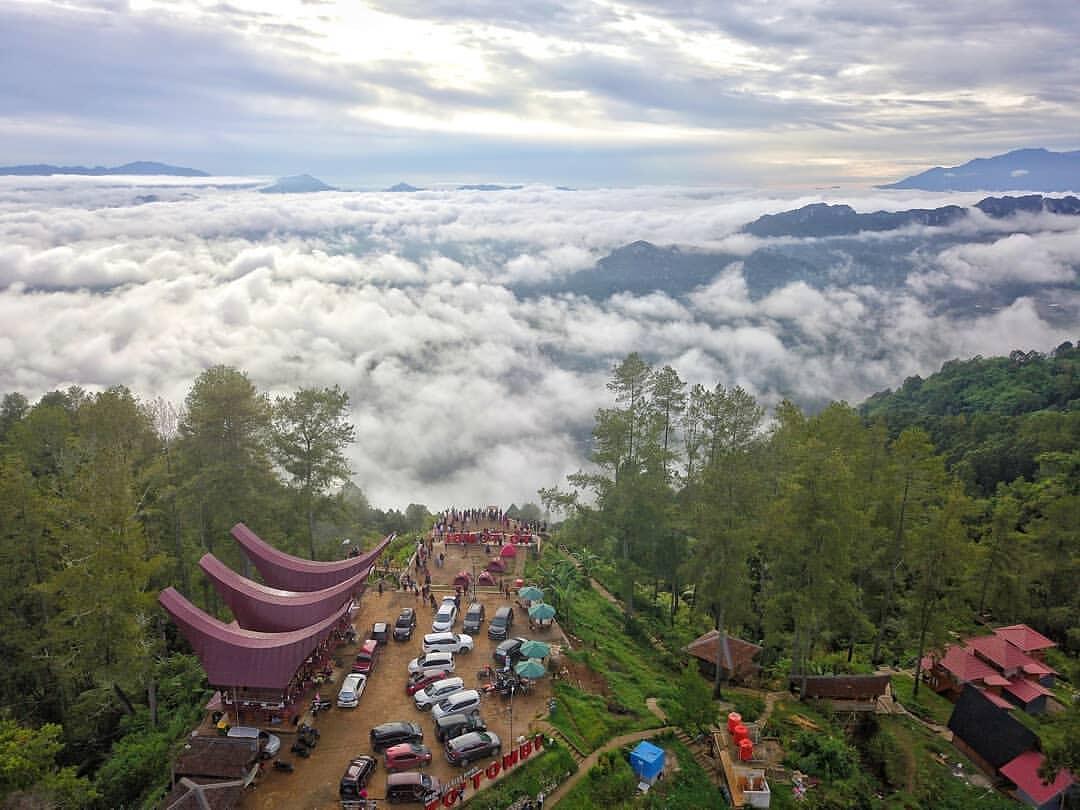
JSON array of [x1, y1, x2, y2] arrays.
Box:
[[1004, 677, 1052, 704], [966, 635, 1037, 672], [1022, 661, 1057, 677], [978, 688, 1016, 710], [685, 630, 761, 678], [938, 646, 998, 683], [993, 624, 1057, 653], [1000, 751, 1076, 805], [983, 674, 1011, 687]]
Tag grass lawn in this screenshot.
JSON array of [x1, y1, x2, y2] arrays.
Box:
[[892, 672, 956, 726]]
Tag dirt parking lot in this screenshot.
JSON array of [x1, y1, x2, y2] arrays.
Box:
[[241, 541, 555, 809]]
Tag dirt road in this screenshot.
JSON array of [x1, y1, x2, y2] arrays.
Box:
[[241, 541, 553, 808]]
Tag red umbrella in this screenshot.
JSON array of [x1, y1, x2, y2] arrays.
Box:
[[486, 558, 507, 573], [499, 544, 517, 558], [453, 571, 472, 588]]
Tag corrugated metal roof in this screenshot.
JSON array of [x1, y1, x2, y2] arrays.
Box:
[[231, 523, 392, 591], [1000, 751, 1076, 805], [200, 553, 369, 632], [158, 587, 349, 691]]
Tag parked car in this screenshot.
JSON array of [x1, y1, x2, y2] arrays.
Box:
[[339, 755, 376, 801], [385, 742, 433, 772], [421, 632, 474, 655], [407, 651, 455, 676], [487, 605, 515, 640], [431, 689, 482, 722], [406, 670, 452, 697], [492, 637, 528, 667], [413, 677, 466, 710], [445, 731, 502, 766], [337, 673, 367, 708], [385, 771, 440, 804], [432, 598, 458, 632], [371, 621, 390, 645], [352, 639, 380, 675], [370, 721, 424, 752], [462, 602, 486, 634], [394, 608, 417, 641], [434, 711, 487, 743], [226, 726, 280, 759]]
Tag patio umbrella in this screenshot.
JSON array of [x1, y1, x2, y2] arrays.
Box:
[[520, 639, 550, 659], [515, 658, 547, 679], [528, 602, 556, 621], [500, 544, 517, 558], [518, 585, 544, 601]]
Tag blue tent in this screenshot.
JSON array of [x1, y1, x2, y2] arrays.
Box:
[[630, 740, 665, 783]]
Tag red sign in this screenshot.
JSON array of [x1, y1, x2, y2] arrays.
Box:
[[425, 735, 545, 809]]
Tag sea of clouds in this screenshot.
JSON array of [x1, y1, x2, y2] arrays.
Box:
[[0, 177, 1076, 508]]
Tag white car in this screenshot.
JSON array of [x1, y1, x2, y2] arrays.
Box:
[[338, 673, 367, 708], [421, 632, 474, 655], [407, 651, 456, 676], [432, 598, 459, 632], [431, 689, 482, 722], [413, 676, 467, 710]]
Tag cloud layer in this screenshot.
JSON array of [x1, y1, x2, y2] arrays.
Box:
[[1, 179, 1076, 508]]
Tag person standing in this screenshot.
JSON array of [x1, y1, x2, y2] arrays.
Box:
[[537, 789, 545, 808]]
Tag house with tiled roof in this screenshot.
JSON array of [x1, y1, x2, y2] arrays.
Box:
[[923, 623, 1059, 716], [999, 751, 1078, 810]]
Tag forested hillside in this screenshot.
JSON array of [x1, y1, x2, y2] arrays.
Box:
[[862, 343, 1080, 495], [0, 367, 428, 808], [0, 349, 1077, 807]]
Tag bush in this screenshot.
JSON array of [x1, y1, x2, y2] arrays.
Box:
[[465, 744, 577, 810], [787, 730, 857, 780]]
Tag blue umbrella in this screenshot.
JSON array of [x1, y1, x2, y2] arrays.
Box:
[[520, 639, 551, 658], [518, 585, 545, 601]]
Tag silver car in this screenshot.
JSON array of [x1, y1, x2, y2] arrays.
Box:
[[414, 677, 467, 710]]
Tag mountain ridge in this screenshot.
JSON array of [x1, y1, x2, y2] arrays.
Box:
[[0, 160, 209, 177], [881, 148, 1080, 192]]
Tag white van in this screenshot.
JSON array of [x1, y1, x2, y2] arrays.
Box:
[[414, 677, 467, 711], [226, 725, 281, 758], [431, 689, 482, 722], [338, 673, 367, 708]]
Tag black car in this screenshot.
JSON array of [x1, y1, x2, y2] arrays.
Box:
[[492, 637, 528, 667], [434, 710, 487, 743], [487, 605, 515, 640], [370, 721, 424, 752], [339, 755, 377, 801], [445, 731, 502, 766], [393, 608, 417, 641], [371, 621, 390, 645], [462, 602, 486, 634]]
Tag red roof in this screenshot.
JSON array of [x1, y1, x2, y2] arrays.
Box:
[[1000, 751, 1076, 805], [231, 523, 392, 591], [993, 624, 1057, 653], [1022, 661, 1057, 677], [199, 553, 370, 632], [1004, 677, 1052, 704], [965, 635, 1038, 673], [978, 688, 1016, 710], [983, 674, 1011, 687], [158, 587, 349, 692], [938, 646, 998, 683]]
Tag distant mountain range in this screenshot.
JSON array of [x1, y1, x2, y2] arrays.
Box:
[[524, 195, 1080, 313], [457, 184, 523, 191], [386, 182, 422, 192], [0, 161, 209, 177], [259, 174, 336, 194], [743, 194, 1080, 238], [882, 148, 1080, 192]]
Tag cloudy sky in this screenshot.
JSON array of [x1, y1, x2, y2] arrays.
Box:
[[3, 0, 1080, 185], [1, 177, 1076, 508]]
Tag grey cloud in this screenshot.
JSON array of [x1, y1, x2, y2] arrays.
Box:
[[1, 179, 1076, 507]]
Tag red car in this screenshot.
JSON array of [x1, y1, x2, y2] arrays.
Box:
[[385, 743, 433, 772], [406, 670, 450, 696]]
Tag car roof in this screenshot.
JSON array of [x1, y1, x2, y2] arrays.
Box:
[[466, 602, 483, 611], [398, 608, 414, 618], [450, 731, 496, 748], [373, 621, 388, 629], [424, 631, 455, 641], [374, 721, 417, 734]]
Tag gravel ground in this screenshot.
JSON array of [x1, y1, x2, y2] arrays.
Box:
[[241, 541, 554, 809]]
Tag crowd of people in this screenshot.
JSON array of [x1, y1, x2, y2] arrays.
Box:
[[434, 506, 547, 537]]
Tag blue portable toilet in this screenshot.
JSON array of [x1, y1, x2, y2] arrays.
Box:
[[630, 740, 665, 785]]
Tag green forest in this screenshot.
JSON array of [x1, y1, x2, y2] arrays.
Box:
[[0, 345, 1077, 807]]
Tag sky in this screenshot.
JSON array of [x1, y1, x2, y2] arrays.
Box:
[[1, 178, 1076, 509], [3, 0, 1080, 186]]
